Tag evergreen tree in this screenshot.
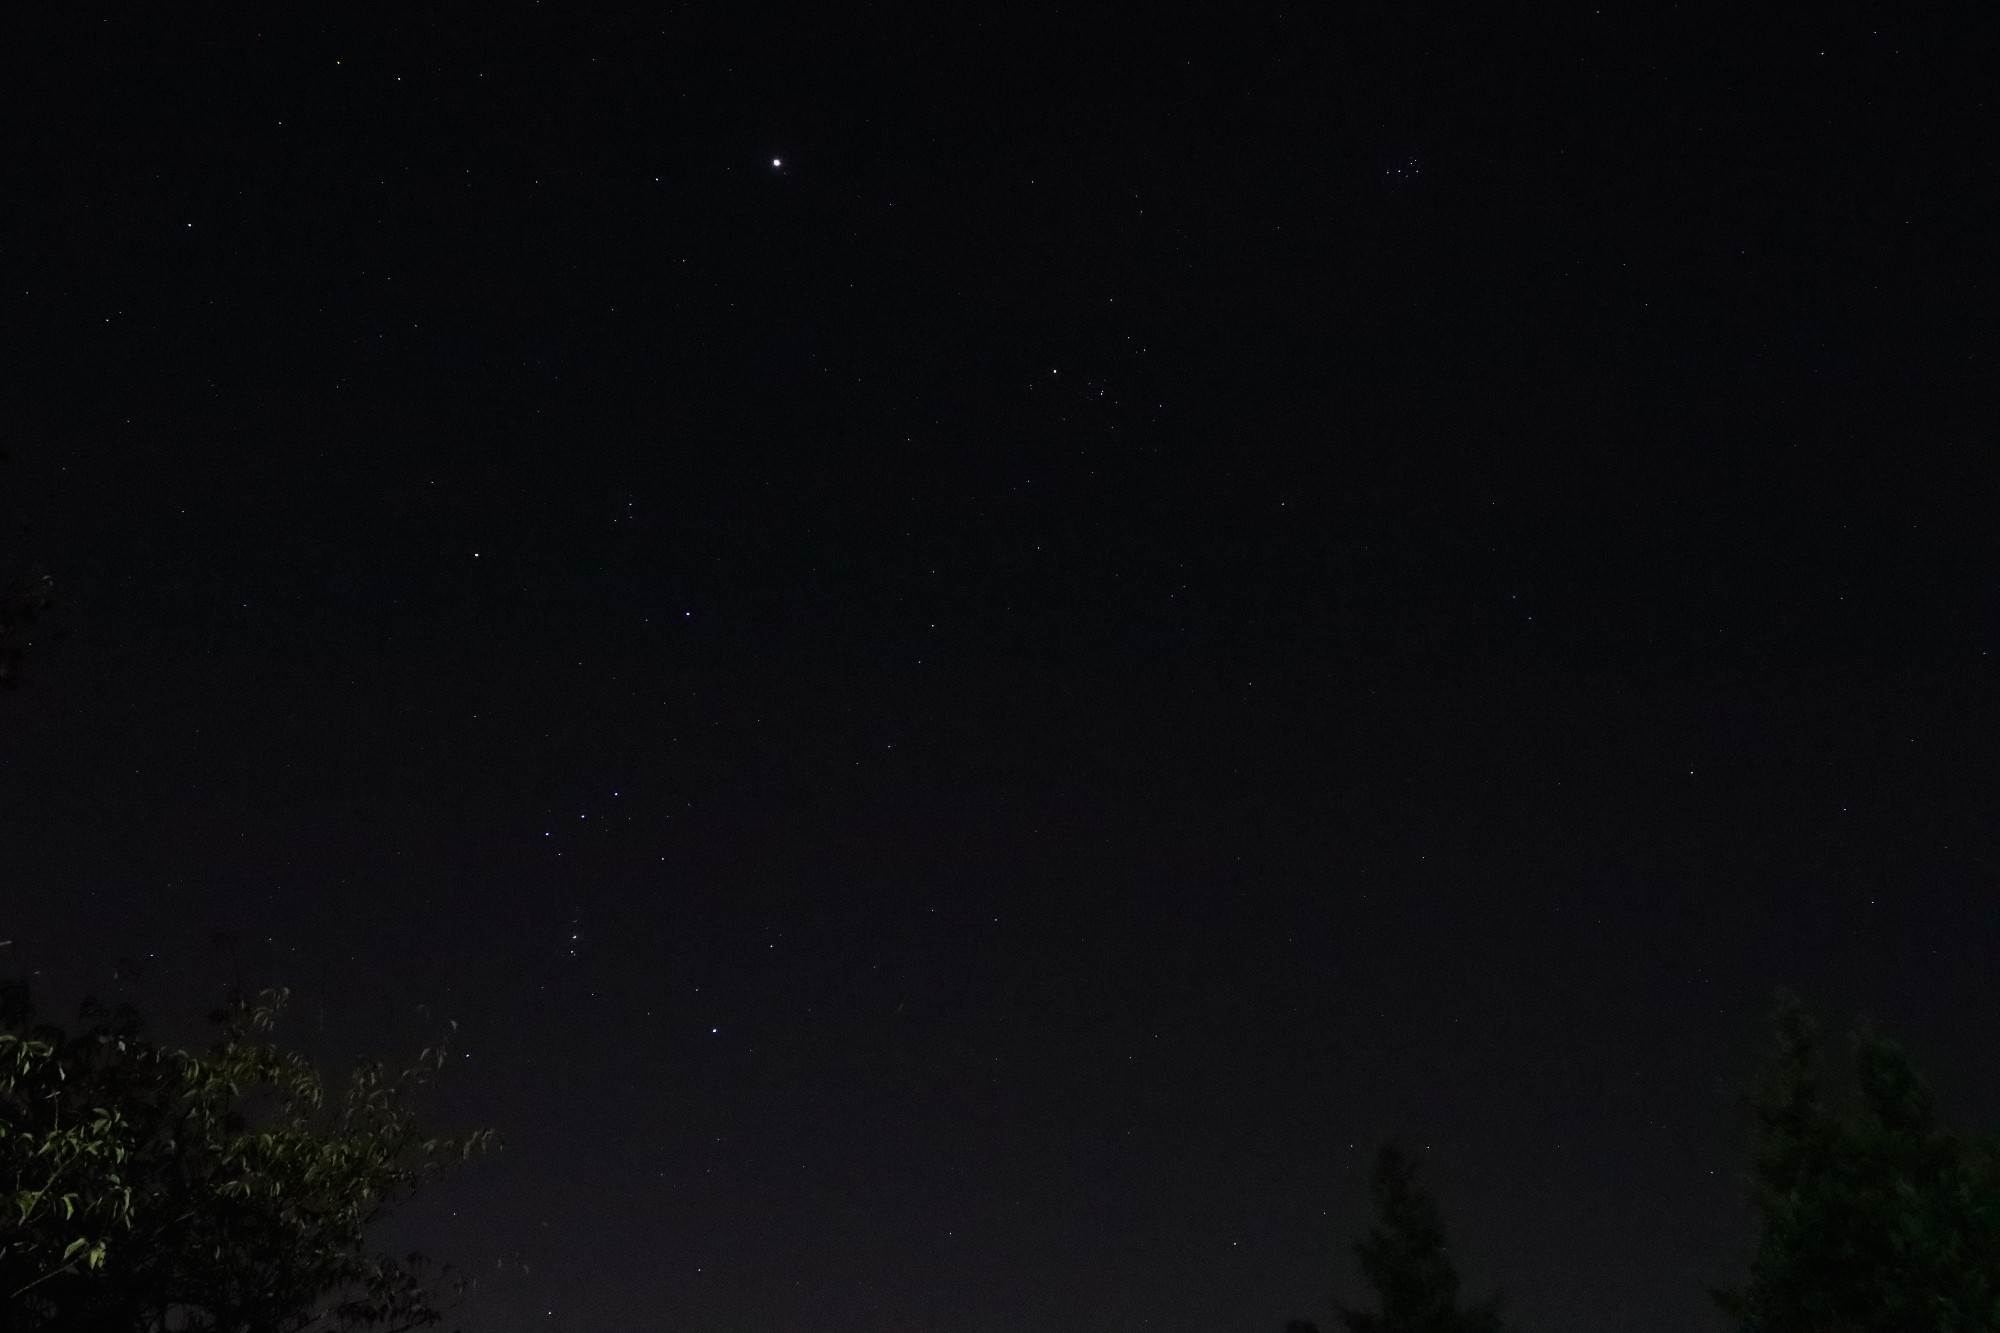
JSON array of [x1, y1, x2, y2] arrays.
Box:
[[1717, 992, 2000, 1331], [1332, 1141, 1510, 1333]]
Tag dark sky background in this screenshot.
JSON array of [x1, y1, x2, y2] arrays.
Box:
[[3, 3, 1995, 1331]]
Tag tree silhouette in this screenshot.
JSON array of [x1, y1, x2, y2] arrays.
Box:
[[0, 979, 495, 1332], [1716, 991, 2000, 1331], [1330, 1142, 1510, 1333]]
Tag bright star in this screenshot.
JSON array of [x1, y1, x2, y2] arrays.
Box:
[[772, 158, 781, 167]]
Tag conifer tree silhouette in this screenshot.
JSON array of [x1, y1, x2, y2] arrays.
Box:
[[1333, 1142, 1510, 1333]]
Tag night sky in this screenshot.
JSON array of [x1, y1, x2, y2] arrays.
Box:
[[3, 4, 1995, 1331]]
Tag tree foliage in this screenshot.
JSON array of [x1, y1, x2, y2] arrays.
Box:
[[0, 980, 495, 1333], [1716, 991, 2000, 1332], [1331, 1141, 1509, 1333]]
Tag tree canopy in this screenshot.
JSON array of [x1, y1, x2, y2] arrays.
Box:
[[1337, 1142, 1510, 1333], [0, 980, 494, 1333], [1289, 1140, 1509, 1333], [1716, 991, 2000, 1331]]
